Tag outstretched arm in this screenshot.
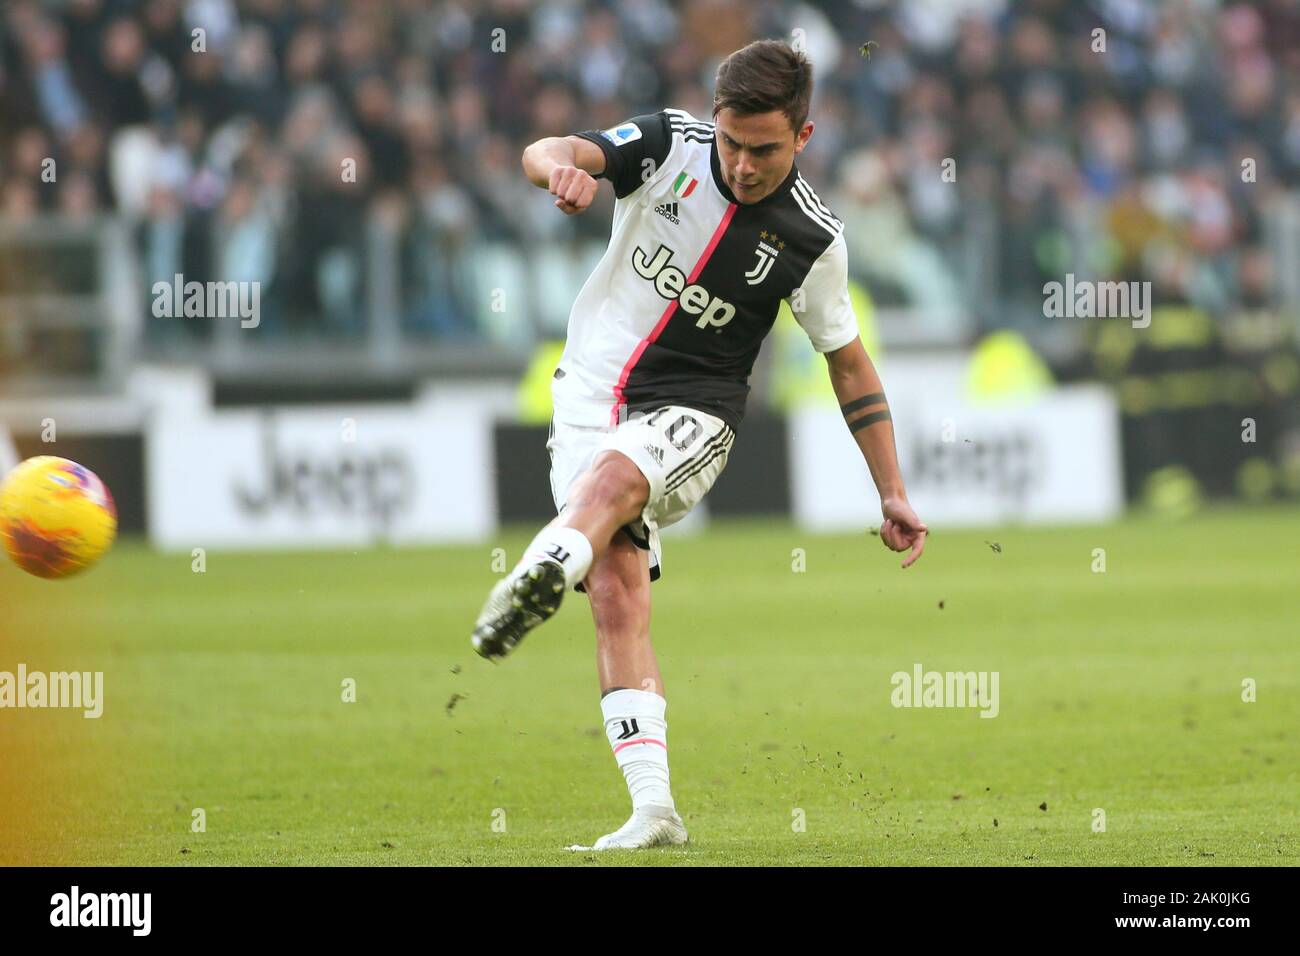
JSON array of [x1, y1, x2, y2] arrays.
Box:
[[824, 337, 928, 568]]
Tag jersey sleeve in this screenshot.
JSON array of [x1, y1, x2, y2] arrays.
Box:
[[790, 230, 860, 352], [574, 112, 673, 200]]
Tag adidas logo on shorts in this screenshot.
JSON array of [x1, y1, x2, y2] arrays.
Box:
[[653, 202, 680, 225], [644, 443, 665, 466]]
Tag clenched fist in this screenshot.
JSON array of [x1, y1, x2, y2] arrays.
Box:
[[549, 164, 598, 214]]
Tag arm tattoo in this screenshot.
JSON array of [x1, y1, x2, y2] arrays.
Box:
[[839, 392, 885, 416], [840, 392, 891, 433], [848, 409, 892, 433]]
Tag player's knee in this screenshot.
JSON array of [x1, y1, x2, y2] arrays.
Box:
[[585, 551, 636, 599], [583, 453, 649, 520], [585, 550, 647, 621], [587, 573, 647, 634]]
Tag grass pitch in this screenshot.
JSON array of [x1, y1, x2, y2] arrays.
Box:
[[2, 507, 1297, 865]]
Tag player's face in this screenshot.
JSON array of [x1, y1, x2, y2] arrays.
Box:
[[714, 108, 813, 204]]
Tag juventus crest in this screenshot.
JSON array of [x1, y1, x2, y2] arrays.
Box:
[[746, 229, 784, 286]]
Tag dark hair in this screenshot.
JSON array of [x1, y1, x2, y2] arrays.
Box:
[[712, 40, 813, 134]]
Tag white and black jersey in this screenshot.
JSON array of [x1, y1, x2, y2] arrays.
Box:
[[552, 108, 859, 433]]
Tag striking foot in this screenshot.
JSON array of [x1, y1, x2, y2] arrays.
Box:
[[472, 560, 567, 660]]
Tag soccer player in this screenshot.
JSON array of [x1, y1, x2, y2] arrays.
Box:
[[472, 39, 928, 850]]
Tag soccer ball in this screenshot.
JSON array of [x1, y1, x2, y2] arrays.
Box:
[[0, 456, 117, 579]]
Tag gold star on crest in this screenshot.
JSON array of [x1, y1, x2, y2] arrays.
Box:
[[760, 230, 769, 240], [778, 239, 786, 250]]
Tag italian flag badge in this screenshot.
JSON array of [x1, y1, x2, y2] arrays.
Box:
[[671, 172, 699, 198]]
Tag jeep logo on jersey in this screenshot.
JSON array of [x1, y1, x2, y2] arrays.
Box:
[[632, 243, 736, 330], [746, 230, 783, 286]]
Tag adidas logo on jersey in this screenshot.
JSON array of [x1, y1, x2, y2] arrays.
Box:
[[643, 443, 665, 466], [632, 243, 736, 331], [654, 202, 680, 225]]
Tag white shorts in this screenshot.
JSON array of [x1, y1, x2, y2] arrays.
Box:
[[546, 405, 735, 587]]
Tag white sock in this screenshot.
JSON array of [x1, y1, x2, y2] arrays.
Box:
[[516, 525, 593, 591], [601, 689, 675, 814]]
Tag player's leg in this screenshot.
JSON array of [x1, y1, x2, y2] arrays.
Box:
[[554, 450, 650, 568], [571, 529, 687, 851], [589, 529, 661, 696], [471, 448, 650, 660], [569, 408, 736, 848]]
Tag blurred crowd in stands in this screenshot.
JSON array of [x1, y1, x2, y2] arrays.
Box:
[[2, 0, 1299, 348]]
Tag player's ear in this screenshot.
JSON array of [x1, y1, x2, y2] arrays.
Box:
[[795, 121, 814, 153]]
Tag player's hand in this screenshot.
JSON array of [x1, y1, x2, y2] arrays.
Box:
[[549, 164, 598, 215], [879, 496, 928, 569]]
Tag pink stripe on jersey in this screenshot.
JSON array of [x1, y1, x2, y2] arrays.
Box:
[[612, 738, 668, 755], [609, 202, 739, 425]]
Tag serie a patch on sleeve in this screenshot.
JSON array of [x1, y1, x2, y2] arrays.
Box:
[[600, 122, 643, 147]]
